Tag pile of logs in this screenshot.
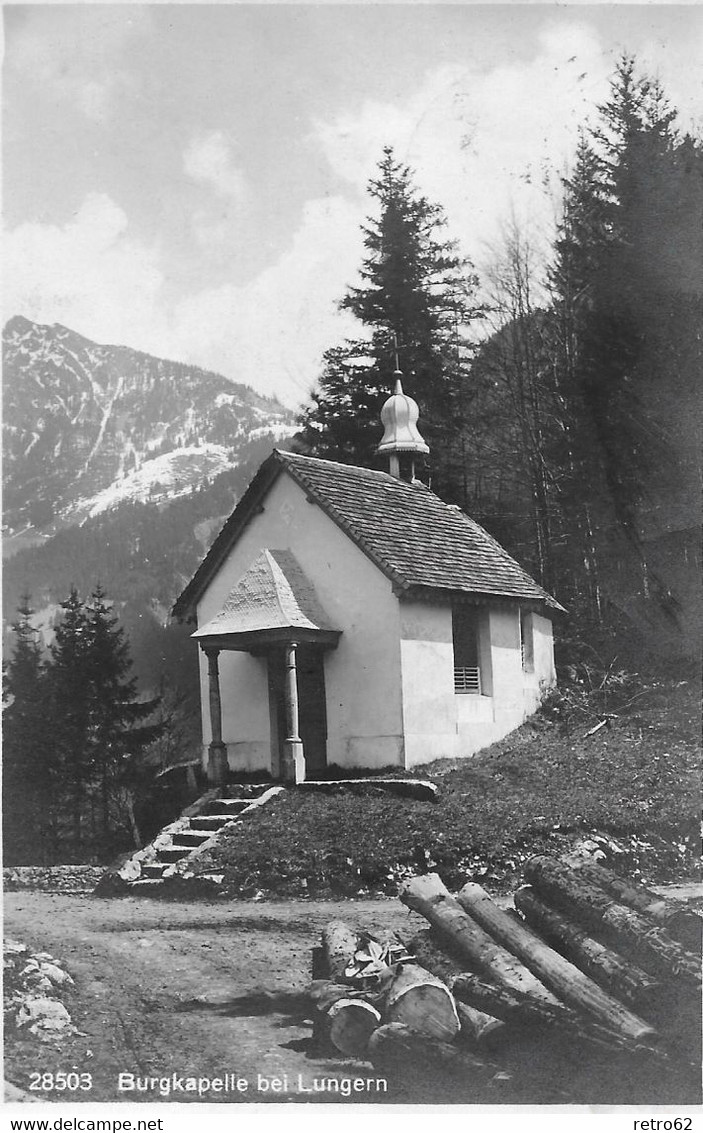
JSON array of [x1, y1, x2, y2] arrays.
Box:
[[307, 854, 701, 1103]]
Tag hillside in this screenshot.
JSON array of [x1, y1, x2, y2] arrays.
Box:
[[3, 315, 294, 546], [2, 316, 298, 703], [185, 678, 700, 897]]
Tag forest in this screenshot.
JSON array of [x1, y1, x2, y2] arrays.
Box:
[[3, 588, 164, 864], [300, 57, 701, 665]]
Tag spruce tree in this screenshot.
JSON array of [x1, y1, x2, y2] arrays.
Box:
[[2, 596, 54, 863], [48, 587, 93, 856], [580, 59, 677, 534], [548, 133, 614, 619], [300, 147, 482, 496], [85, 585, 161, 849], [548, 55, 701, 636]]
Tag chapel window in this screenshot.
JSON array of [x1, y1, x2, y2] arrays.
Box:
[[452, 605, 482, 694], [520, 610, 534, 672]]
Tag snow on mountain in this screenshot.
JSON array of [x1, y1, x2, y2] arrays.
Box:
[[76, 444, 235, 519]]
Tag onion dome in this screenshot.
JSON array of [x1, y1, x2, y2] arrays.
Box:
[[377, 373, 430, 458]]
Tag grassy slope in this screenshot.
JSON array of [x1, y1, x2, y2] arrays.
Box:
[[192, 681, 700, 897]]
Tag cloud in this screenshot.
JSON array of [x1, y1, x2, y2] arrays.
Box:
[[5, 191, 362, 408], [313, 21, 610, 270], [183, 132, 246, 200], [10, 15, 695, 412], [5, 193, 165, 347], [2, 24, 615, 410]]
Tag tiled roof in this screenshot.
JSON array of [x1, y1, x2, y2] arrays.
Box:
[[193, 549, 338, 638], [277, 452, 562, 609], [174, 449, 563, 618]]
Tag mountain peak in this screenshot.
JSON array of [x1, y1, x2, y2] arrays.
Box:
[[2, 316, 296, 540]]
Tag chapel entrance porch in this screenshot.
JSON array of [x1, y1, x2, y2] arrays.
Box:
[[199, 631, 337, 787], [190, 548, 341, 786]]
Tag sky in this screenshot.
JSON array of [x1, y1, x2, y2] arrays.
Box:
[[4, 3, 702, 409]]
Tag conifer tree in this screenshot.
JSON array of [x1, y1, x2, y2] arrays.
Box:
[[44, 584, 163, 858], [85, 584, 162, 843], [47, 587, 93, 855], [2, 596, 54, 863], [548, 56, 701, 628], [548, 133, 613, 618], [300, 147, 482, 496], [579, 58, 678, 533]]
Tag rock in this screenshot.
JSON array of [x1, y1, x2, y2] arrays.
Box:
[[119, 857, 144, 883], [4, 866, 104, 893], [38, 962, 73, 988], [16, 997, 72, 1038], [28, 976, 54, 995], [4, 941, 28, 957]]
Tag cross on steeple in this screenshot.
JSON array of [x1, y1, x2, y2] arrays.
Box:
[[392, 330, 401, 375]]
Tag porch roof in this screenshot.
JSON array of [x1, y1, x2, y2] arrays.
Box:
[[192, 548, 341, 647]]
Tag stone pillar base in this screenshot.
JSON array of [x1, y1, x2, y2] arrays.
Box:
[[282, 739, 305, 785], [207, 742, 229, 787]]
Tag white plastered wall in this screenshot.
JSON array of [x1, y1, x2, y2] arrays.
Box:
[[398, 600, 557, 768], [399, 601, 457, 768], [522, 611, 557, 714], [195, 471, 405, 773], [453, 605, 557, 760]]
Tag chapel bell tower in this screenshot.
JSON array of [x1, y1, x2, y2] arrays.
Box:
[[377, 367, 429, 481]]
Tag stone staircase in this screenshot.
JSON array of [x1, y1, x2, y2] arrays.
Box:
[[106, 783, 283, 896], [97, 775, 440, 897]]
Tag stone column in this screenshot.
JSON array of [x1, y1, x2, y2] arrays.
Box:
[[204, 648, 228, 786], [282, 641, 305, 784]]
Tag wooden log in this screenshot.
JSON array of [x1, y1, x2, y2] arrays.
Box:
[[524, 856, 701, 988], [406, 930, 505, 1049], [514, 886, 664, 1012], [456, 882, 656, 1043], [453, 971, 554, 1025], [326, 999, 382, 1057], [309, 980, 382, 1056], [399, 873, 560, 1004], [321, 921, 360, 983], [451, 974, 670, 1066], [309, 979, 382, 1011], [566, 857, 702, 953], [368, 1022, 509, 1099], [384, 962, 460, 1041], [456, 1002, 504, 1050], [404, 929, 462, 985]]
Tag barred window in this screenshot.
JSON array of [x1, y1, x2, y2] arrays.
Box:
[[452, 605, 481, 694]]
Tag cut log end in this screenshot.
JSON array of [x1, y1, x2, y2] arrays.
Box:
[[385, 962, 460, 1042], [457, 1002, 506, 1050], [327, 998, 382, 1057]]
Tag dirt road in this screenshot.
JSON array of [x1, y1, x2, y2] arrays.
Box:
[[5, 891, 700, 1107], [4, 892, 429, 1105]]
